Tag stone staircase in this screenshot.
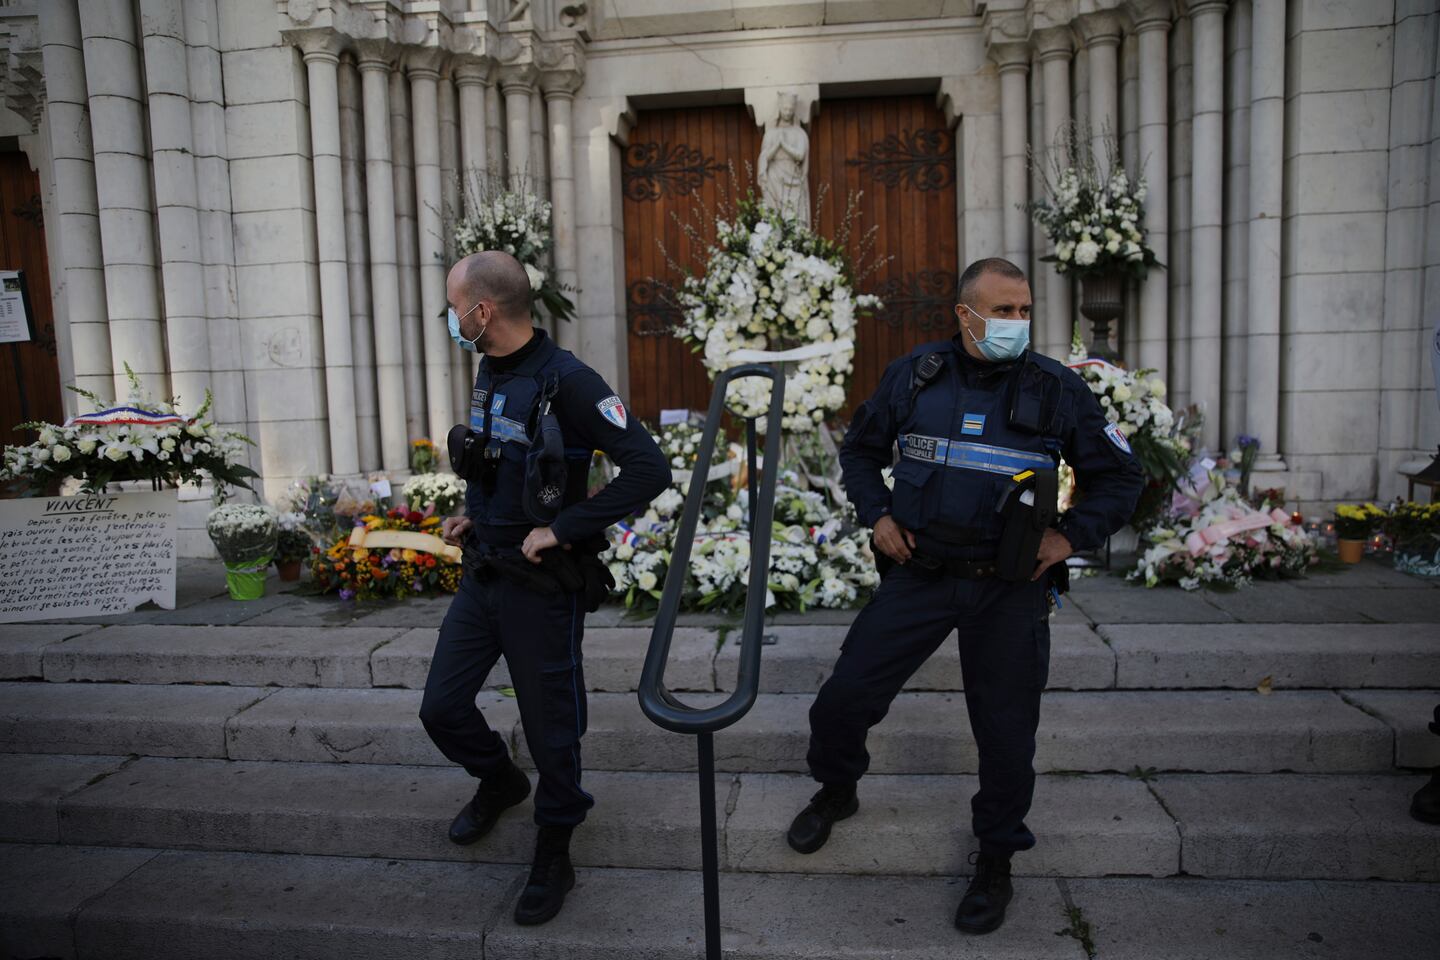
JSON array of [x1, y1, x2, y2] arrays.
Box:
[[2, 565, 1439, 959]]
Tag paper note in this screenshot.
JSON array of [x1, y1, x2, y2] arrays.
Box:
[[0, 270, 29, 344], [0, 491, 177, 622]]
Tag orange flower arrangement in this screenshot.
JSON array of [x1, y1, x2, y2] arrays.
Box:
[[311, 507, 462, 601]]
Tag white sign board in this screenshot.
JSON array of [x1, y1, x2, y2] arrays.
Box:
[[0, 270, 30, 344], [0, 491, 177, 622]]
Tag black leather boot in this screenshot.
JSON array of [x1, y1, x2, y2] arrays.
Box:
[[448, 759, 531, 845], [954, 851, 1014, 935], [786, 783, 859, 854], [514, 824, 577, 926]]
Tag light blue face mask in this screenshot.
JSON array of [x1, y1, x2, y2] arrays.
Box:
[[962, 303, 1030, 362], [448, 302, 484, 353]]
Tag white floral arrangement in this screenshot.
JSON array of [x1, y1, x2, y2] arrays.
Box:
[[402, 472, 467, 517], [599, 447, 878, 612], [453, 174, 576, 324], [0, 364, 255, 499], [674, 199, 880, 433], [1029, 132, 1160, 279], [206, 503, 278, 564], [655, 419, 728, 472], [1128, 468, 1316, 590], [1061, 348, 1193, 530]]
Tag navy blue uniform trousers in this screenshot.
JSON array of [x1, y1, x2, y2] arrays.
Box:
[[807, 567, 1051, 856], [419, 570, 595, 826]]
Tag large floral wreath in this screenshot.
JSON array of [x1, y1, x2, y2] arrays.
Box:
[[674, 200, 880, 432]]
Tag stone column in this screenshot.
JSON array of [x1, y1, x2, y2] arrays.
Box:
[[139, 0, 212, 417], [529, 86, 549, 202], [357, 47, 409, 470], [991, 43, 1031, 267], [484, 81, 505, 174], [38, 0, 112, 402], [454, 58, 491, 177], [338, 55, 380, 471], [543, 76, 581, 350], [1188, 0, 1227, 451], [1245, 0, 1285, 470], [1222, 0, 1251, 445], [409, 53, 454, 444], [502, 70, 535, 186], [1028, 48, 1048, 334], [1078, 12, 1122, 176], [1034, 27, 1074, 359], [77, 0, 167, 400], [1168, 13, 1193, 405], [1131, 0, 1171, 375], [390, 70, 426, 443], [440, 70, 470, 424], [299, 39, 360, 476], [183, 0, 246, 441]]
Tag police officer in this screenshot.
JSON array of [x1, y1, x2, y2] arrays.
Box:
[[423, 251, 669, 925], [786, 257, 1142, 934]]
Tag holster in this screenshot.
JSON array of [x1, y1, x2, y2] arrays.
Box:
[[995, 467, 1058, 583]]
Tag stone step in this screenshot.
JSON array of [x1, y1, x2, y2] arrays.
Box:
[[10, 754, 1432, 881], [1339, 689, 1440, 768], [1099, 623, 1440, 690], [7, 754, 1169, 878], [5, 844, 1437, 960], [1, 682, 1400, 775], [714, 623, 1117, 692], [0, 682, 273, 759]]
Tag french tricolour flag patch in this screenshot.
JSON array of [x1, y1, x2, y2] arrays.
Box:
[[597, 395, 628, 429]]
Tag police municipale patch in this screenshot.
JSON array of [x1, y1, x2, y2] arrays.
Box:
[[1104, 422, 1132, 454], [597, 395, 628, 429]]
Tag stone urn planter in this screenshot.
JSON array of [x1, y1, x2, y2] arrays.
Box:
[[1078, 270, 1124, 362]]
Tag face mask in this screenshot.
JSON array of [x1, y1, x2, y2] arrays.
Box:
[[962, 304, 1030, 362], [448, 302, 484, 353]]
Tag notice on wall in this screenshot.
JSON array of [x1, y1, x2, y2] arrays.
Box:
[[0, 491, 177, 623], [0, 270, 31, 344]]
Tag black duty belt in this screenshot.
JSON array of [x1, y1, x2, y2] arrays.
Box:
[[907, 553, 998, 579]]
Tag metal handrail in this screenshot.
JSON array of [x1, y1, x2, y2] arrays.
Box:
[[638, 362, 786, 734], [636, 362, 785, 960]]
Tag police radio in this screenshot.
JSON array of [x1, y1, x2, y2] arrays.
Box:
[[994, 467, 1059, 582]]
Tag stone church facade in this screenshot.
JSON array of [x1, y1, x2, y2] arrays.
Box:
[[0, 0, 1435, 510]]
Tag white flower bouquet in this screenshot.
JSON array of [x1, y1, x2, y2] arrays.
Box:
[[453, 173, 576, 324], [207, 503, 279, 600], [0, 364, 256, 499], [674, 199, 880, 432], [1028, 130, 1160, 280], [402, 472, 467, 517]]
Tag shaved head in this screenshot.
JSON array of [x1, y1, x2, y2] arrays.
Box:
[[448, 250, 533, 323]]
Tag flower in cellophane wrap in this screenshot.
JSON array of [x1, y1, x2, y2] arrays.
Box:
[[674, 199, 879, 433], [206, 504, 279, 600]]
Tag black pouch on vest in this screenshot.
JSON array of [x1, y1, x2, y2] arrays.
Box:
[[1009, 359, 1061, 435], [447, 423, 481, 480], [995, 468, 1058, 582]]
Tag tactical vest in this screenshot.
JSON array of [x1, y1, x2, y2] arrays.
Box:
[[464, 335, 591, 531], [890, 342, 1061, 551]]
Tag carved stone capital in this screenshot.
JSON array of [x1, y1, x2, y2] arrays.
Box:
[[1031, 26, 1075, 63], [353, 38, 398, 72], [537, 37, 584, 96], [0, 16, 44, 133], [1125, 0, 1174, 33], [453, 55, 495, 88], [285, 26, 349, 63], [1074, 10, 1123, 48], [1187, 0, 1230, 17], [403, 44, 448, 80], [988, 41, 1032, 73]]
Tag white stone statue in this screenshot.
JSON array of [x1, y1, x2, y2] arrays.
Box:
[[758, 92, 810, 227]]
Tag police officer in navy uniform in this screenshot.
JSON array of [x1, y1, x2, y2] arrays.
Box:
[[424, 251, 669, 925], [786, 257, 1142, 934]]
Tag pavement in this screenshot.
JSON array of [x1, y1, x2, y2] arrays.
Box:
[[0, 556, 1437, 959]]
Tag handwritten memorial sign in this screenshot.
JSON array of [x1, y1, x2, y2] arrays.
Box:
[[0, 491, 177, 622]]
